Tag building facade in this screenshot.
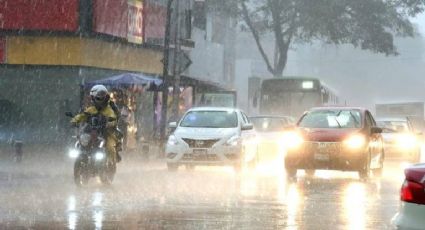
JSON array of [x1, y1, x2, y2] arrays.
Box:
[[0, 0, 237, 143], [0, 0, 165, 143]]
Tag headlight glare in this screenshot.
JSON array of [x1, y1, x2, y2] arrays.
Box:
[[397, 133, 417, 149], [69, 149, 80, 158], [281, 131, 304, 149], [95, 152, 105, 160], [344, 134, 366, 149]]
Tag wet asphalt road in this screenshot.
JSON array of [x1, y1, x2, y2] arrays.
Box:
[[0, 147, 409, 230]]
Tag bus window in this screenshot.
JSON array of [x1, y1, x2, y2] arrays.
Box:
[[197, 91, 237, 107], [259, 78, 338, 117]]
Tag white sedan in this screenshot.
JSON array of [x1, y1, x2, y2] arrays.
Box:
[[391, 163, 425, 229], [165, 107, 257, 171]]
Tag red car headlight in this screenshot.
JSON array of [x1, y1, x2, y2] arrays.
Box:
[[281, 131, 304, 150], [344, 134, 366, 149]]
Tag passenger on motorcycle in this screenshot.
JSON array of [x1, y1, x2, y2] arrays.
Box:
[[71, 85, 122, 163]]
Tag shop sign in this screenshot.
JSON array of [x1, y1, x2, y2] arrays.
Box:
[[127, 0, 144, 44]]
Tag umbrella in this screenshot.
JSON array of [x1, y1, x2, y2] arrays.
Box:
[[84, 73, 162, 89]]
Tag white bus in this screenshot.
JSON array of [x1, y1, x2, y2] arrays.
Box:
[[257, 77, 339, 117]]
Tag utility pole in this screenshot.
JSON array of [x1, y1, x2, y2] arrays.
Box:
[[160, 0, 174, 141], [171, 0, 181, 121]]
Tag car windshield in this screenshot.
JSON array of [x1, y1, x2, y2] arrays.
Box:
[[299, 110, 362, 129], [377, 121, 409, 133], [180, 111, 238, 128], [250, 117, 290, 132]]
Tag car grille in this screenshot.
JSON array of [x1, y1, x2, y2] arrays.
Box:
[[182, 138, 220, 148], [183, 153, 219, 161], [304, 142, 341, 154]]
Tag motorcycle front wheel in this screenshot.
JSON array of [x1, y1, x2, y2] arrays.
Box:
[[100, 160, 116, 185], [74, 158, 89, 186]]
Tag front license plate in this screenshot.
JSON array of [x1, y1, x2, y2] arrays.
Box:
[[314, 153, 330, 161], [193, 149, 207, 155]]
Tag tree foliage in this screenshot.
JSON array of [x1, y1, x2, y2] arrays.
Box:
[[239, 0, 425, 77]]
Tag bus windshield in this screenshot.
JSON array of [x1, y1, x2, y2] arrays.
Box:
[[261, 91, 320, 116]]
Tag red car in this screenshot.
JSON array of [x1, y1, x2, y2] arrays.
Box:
[[283, 107, 384, 179]]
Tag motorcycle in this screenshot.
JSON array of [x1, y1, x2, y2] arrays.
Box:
[[65, 112, 116, 186]]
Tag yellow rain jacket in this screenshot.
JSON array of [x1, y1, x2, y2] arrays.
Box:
[[71, 102, 118, 162]]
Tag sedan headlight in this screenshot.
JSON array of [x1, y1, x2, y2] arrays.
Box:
[[226, 135, 241, 146], [281, 131, 304, 149], [344, 134, 366, 149], [396, 133, 417, 149], [167, 135, 179, 146]]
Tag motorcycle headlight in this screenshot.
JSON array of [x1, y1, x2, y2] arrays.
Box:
[[226, 135, 241, 146], [79, 133, 91, 147], [167, 135, 179, 146], [69, 149, 80, 159], [344, 134, 366, 149], [281, 131, 304, 149], [95, 152, 105, 161], [396, 133, 417, 149]]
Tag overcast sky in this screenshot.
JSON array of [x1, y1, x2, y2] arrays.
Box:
[[282, 13, 425, 112], [235, 13, 425, 114]]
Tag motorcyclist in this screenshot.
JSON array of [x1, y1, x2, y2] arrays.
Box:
[[71, 85, 122, 163]]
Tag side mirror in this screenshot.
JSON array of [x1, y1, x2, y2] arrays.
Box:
[[65, 112, 73, 117], [241, 123, 254, 131], [371, 127, 383, 134], [168, 122, 177, 129]]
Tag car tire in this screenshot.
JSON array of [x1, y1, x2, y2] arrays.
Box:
[[358, 153, 371, 180], [372, 167, 383, 177], [233, 162, 242, 173], [167, 163, 179, 172], [185, 164, 195, 171], [285, 158, 297, 180], [373, 149, 384, 177]]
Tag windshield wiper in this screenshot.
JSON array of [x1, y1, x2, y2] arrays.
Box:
[[333, 117, 342, 128], [349, 111, 359, 127], [333, 110, 342, 128]]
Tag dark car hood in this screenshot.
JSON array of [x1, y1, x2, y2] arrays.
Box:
[[298, 128, 363, 142]]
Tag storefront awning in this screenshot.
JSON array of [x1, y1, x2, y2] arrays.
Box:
[[84, 73, 163, 89], [180, 75, 224, 91]]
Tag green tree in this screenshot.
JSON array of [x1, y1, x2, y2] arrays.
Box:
[[239, 0, 425, 77]]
